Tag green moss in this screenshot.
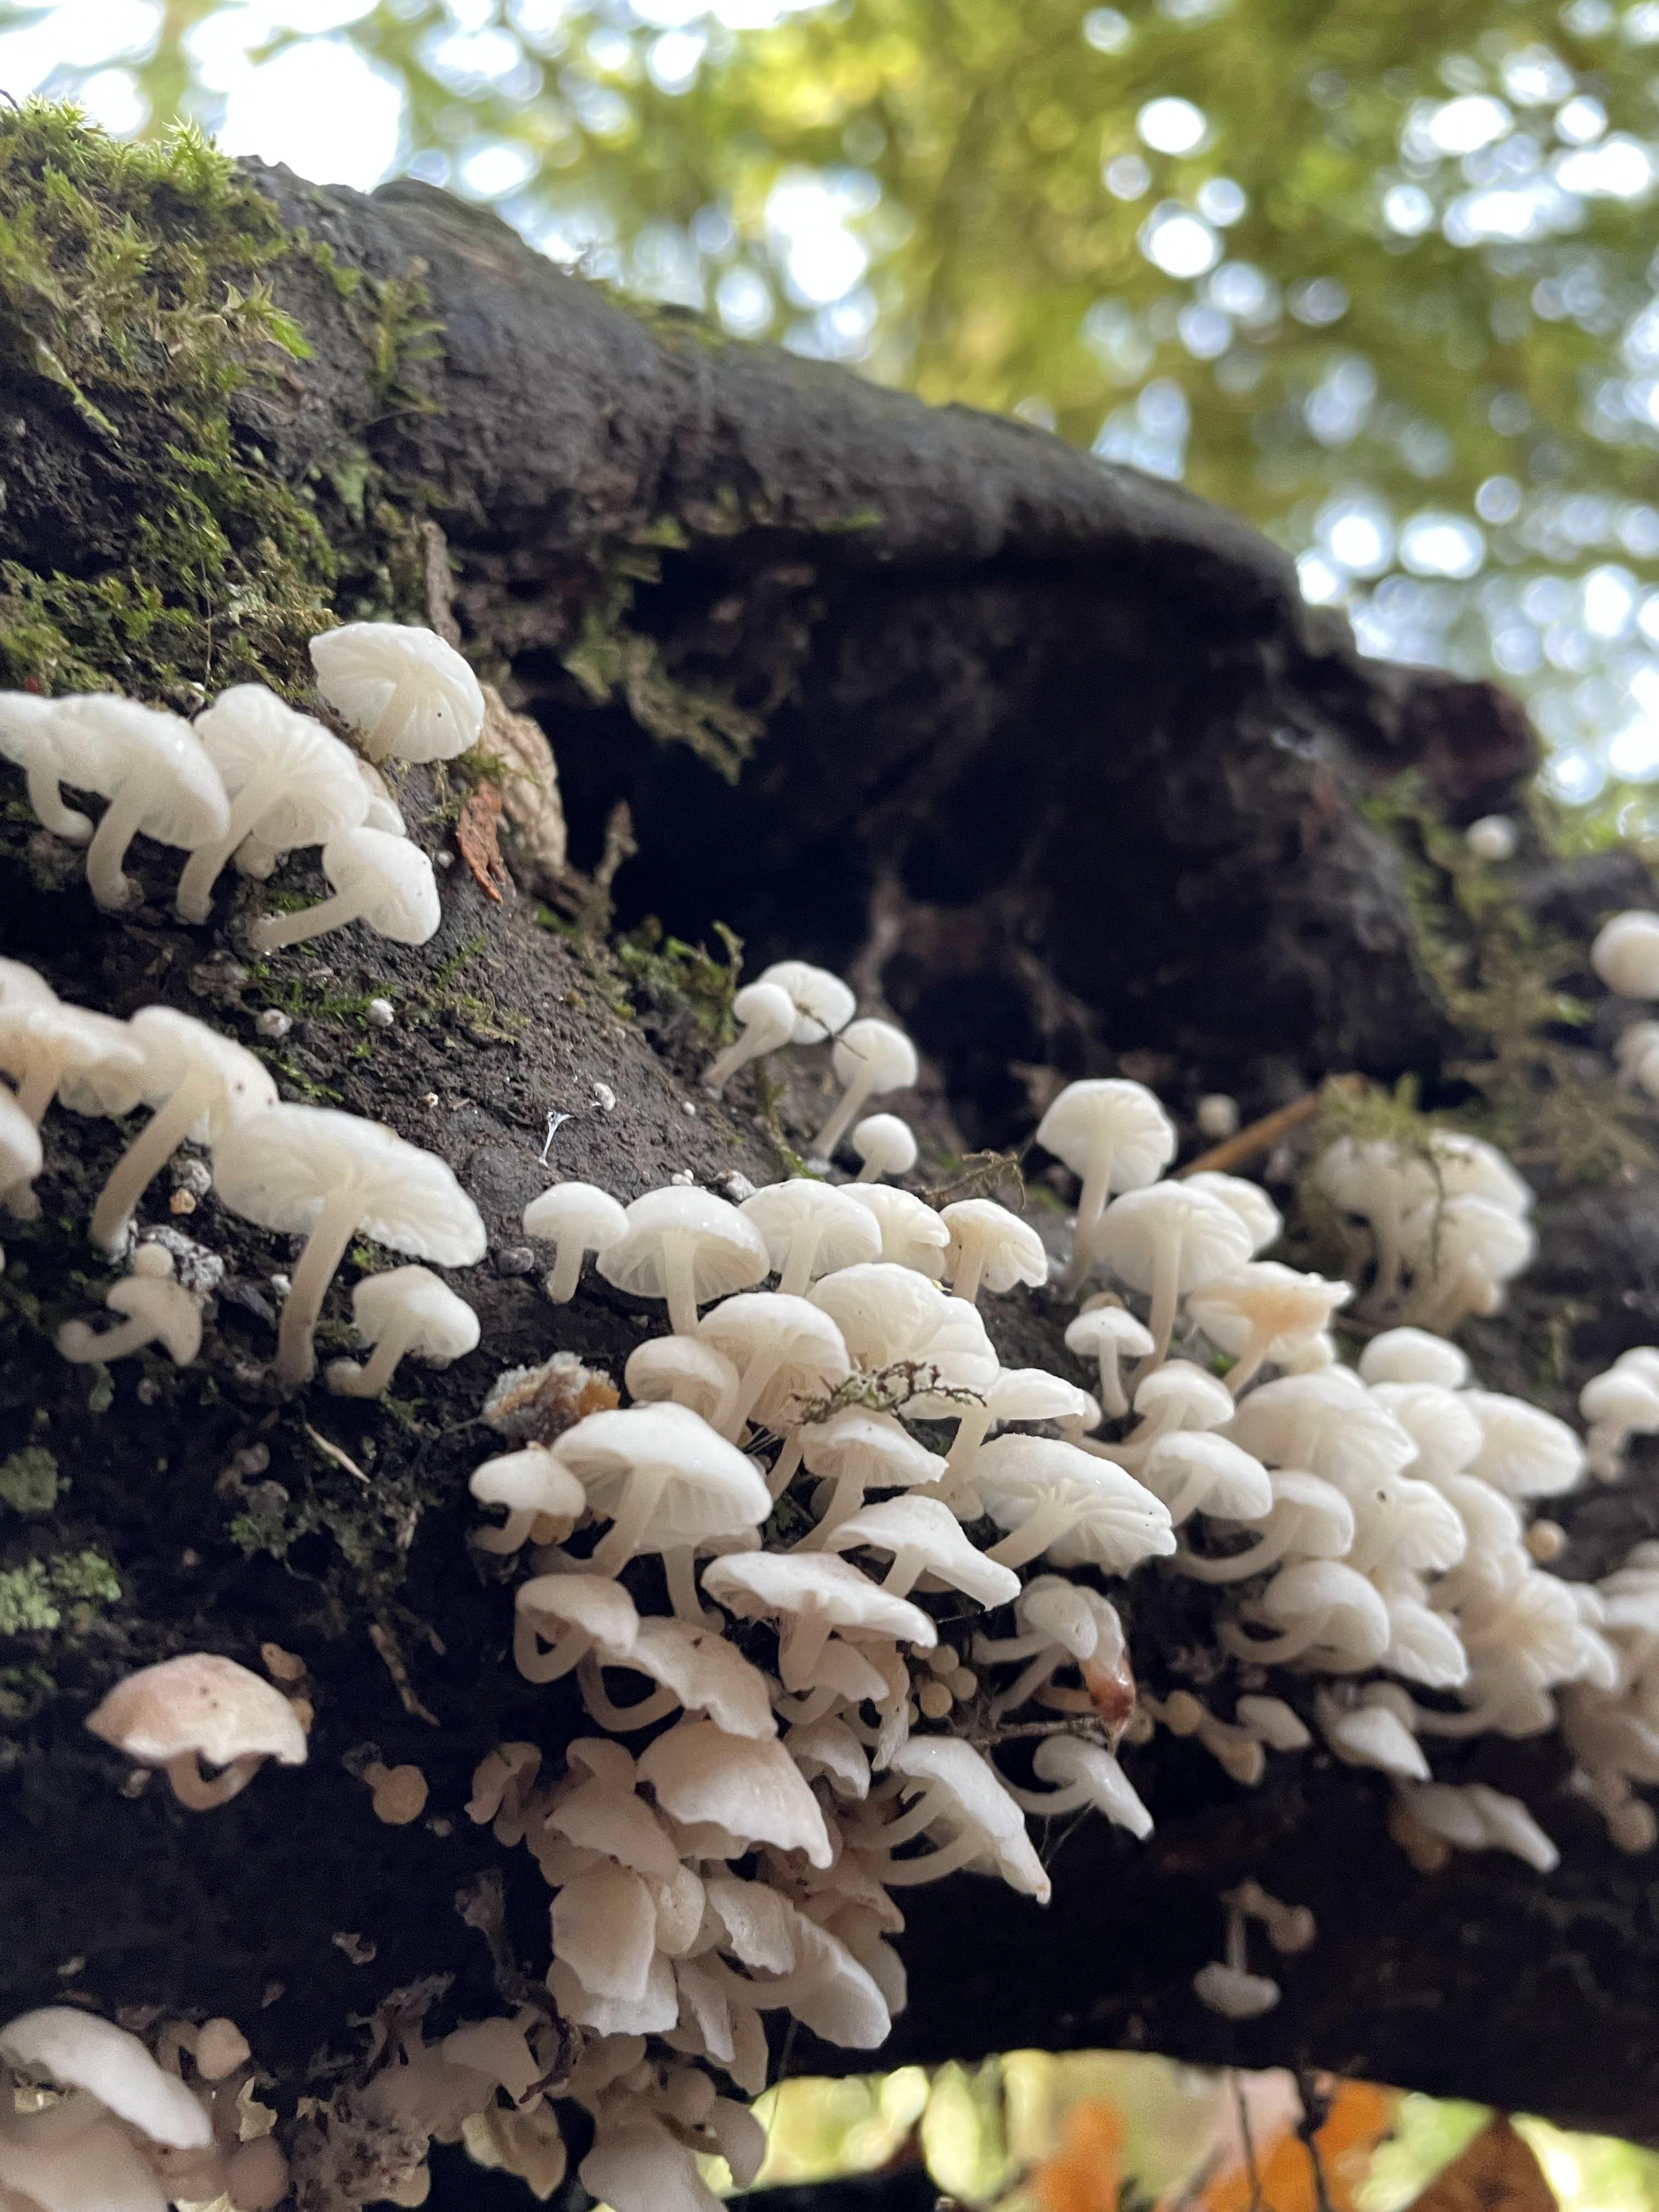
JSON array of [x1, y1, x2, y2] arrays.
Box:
[[0, 1448, 59, 1515], [0, 1547, 120, 1634], [0, 103, 342, 707], [614, 917, 743, 1040]]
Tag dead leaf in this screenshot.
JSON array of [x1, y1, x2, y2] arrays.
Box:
[[483, 684, 568, 884], [456, 780, 507, 902], [1406, 2119, 1555, 2212]]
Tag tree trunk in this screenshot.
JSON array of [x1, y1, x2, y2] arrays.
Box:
[[1, 112, 1654, 2199]]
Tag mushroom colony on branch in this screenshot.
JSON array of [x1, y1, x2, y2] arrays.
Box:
[[5, 625, 1659, 2212]]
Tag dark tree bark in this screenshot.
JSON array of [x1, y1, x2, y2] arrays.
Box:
[[2, 121, 1656, 2203]]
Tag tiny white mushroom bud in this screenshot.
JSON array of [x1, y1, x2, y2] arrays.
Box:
[[810, 1018, 918, 1163], [702, 981, 796, 1097], [248, 827, 440, 955], [1465, 814, 1517, 861], [1593, 911, 1659, 1000], [324, 1266, 479, 1397], [850, 1113, 918, 1183], [524, 1180, 629, 1303], [57, 1245, 204, 1367], [1195, 1092, 1241, 1139]]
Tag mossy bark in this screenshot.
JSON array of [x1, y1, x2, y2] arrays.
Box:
[[1, 106, 1657, 2198]]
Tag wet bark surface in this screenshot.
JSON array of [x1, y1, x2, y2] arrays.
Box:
[[1, 151, 1656, 2200]]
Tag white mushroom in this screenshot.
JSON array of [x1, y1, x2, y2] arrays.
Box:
[[1462, 1389, 1585, 1497], [1592, 910, 1659, 999], [850, 1114, 917, 1183], [1102, 1359, 1235, 1469], [1315, 1684, 1430, 1779], [325, 1265, 479, 1396], [523, 1181, 629, 1303], [0, 2007, 211, 2148], [637, 1717, 833, 1865], [795, 1407, 946, 1544], [973, 1434, 1175, 1571], [1095, 1182, 1253, 1365], [697, 1292, 850, 1439], [57, 1244, 203, 1367], [940, 1365, 1094, 1492], [1064, 1302, 1154, 1418], [213, 1104, 486, 1387], [89, 1007, 275, 1251], [854, 1736, 1050, 1900], [310, 622, 485, 764], [0, 693, 92, 840], [84, 1652, 307, 1809], [755, 960, 856, 1042], [973, 1575, 1129, 1720], [807, 1259, 953, 1366], [247, 826, 439, 954], [1580, 1355, 1659, 1481], [1357, 1328, 1470, 1389], [809, 1019, 918, 1163], [624, 1336, 739, 1430], [939, 1198, 1047, 1304], [0, 996, 143, 1128], [555, 1402, 771, 1575], [1400, 1194, 1536, 1330], [176, 686, 370, 922], [702, 1549, 936, 1690], [841, 1184, 951, 1276], [1221, 1558, 1391, 1670], [470, 1446, 586, 1553], [740, 1179, 881, 1296], [515, 1572, 638, 1681], [0, 1085, 44, 1221], [1186, 1263, 1353, 1395], [1174, 1468, 1354, 1582], [701, 981, 796, 1097], [596, 1186, 769, 1336], [51, 696, 229, 911], [1002, 1733, 1152, 1838], [825, 1494, 1021, 1607], [1034, 1078, 1177, 1284], [1181, 1171, 1283, 1255], [1138, 1431, 1272, 1528]]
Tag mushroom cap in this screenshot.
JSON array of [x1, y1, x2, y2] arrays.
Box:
[[850, 1114, 917, 1177], [1254, 1470, 1357, 1556], [53, 697, 229, 847], [1317, 1689, 1429, 1779], [596, 1187, 769, 1306], [625, 1336, 739, 1423], [1223, 1372, 1417, 1484], [350, 1265, 479, 1360], [1181, 1171, 1283, 1254], [1580, 1364, 1659, 1428], [1402, 1192, 1535, 1290], [1065, 1304, 1155, 1362], [471, 1442, 588, 1531], [726, 980, 795, 1041], [1096, 1182, 1253, 1294], [85, 1653, 307, 1772], [0, 1001, 144, 1115], [354, 759, 407, 836], [1341, 1471, 1468, 1575], [625, 1617, 776, 1739], [1131, 1359, 1234, 1432], [800, 1406, 945, 1488], [315, 827, 441, 944], [985, 1367, 1097, 1426], [105, 1272, 204, 1363], [830, 1018, 918, 1096], [1367, 1381, 1484, 1482], [0, 2008, 212, 2149], [193, 685, 369, 851], [1186, 1263, 1352, 1359], [0, 1088, 43, 1186], [515, 1570, 637, 1653], [1380, 1581, 1470, 1688], [740, 1181, 882, 1280], [0, 959, 57, 1008], [1312, 1136, 1437, 1220], [1462, 1390, 1585, 1497], [809, 1261, 955, 1364], [1141, 1432, 1273, 1521], [755, 960, 856, 1044], [212, 1104, 486, 1264], [884, 1736, 1050, 1900], [841, 1185, 951, 1276], [1034, 1078, 1175, 1191], [1029, 1735, 1153, 1838], [128, 1008, 276, 1138], [697, 1293, 851, 1419], [1429, 1132, 1532, 1217], [703, 1549, 936, 1649], [637, 1718, 833, 1865], [1358, 1328, 1470, 1389], [825, 1495, 1022, 1609], [940, 1199, 1047, 1294], [523, 1180, 629, 1250], [555, 1403, 771, 1546], [309, 623, 485, 762], [974, 1435, 1176, 1570], [1012, 1575, 1123, 1659], [1193, 1962, 1281, 2019], [1255, 1559, 1391, 1661], [905, 1297, 1000, 1414], [1592, 910, 1659, 998]]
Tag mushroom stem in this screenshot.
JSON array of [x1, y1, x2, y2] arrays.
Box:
[[944, 1402, 995, 1485], [1174, 1523, 1296, 1583], [57, 1315, 153, 1364], [513, 1621, 591, 1685], [855, 1155, 883, 1184], [985, 1500, 1070, 1570], [724, 1351, 785, 1440], [659, 1232, 703, 1336], [1223, 1330, 1274, 1397], [662, 1548, 714, 1625], [25, 765, 91, 844], [777, 1613, 835, 1694], [702, 1027, 785, 1098], [16, 1047, 66, 1125], [176, 781, 279, 923], [275, 1189, 364, 1389], [85, 775, 153, 910], [546, 1240, 588, 1304], [810, 1074, 876, 1166], [165, 1750, 264, 1812], [777, 1230, 823, 1301], [474, 1508, 535, 1555], [365, 679, 418, 763], [794, 1471, 864, 1549], [767, 1431, 805, 1500], [326, 1328, 414, 1398], [589, 1466, 668, 1575], [1142, 1236, 1184, 1371], [1096, 1350, 1129, 1419], [576, 1654, 676, 1733], [861, 1827, 985, 1886], [1003, 1775, 1090, 1816], [988, 1649, 1065, 1719], [1063, 1143, 1115, 1290], [1220, 1616, 1323, 1667], [949, 1239, 987, 1305], [250, 884, 374, 955], [90, 1074, 213, 1250]]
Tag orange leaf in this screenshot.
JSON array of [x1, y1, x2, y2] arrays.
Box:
[[1035, 2096, 1125, 2212], [1197, 2078, 1398, 2212], [456, 781, 507, 902], [1406, 2119, 1555, 2212]]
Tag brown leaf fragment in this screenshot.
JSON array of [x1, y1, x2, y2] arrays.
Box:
[[456, 780, 507, 902], [1407, 2119, 1555, 2212]]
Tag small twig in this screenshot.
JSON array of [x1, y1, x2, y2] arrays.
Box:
[[368, 1621, 441, 1726], [923, 1145, 1028, 1210], [304, 1423, 370, 1485], [1177, 1086, 1339, 1178], [1295, 2071, 1334, 2212]]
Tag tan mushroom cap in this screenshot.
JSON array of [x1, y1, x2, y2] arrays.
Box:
[[86, 1654, 308, 1773]]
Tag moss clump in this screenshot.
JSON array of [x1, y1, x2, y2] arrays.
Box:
[[0, 1547, 121, 1634], [0, 103, 336, 706], [614, 917, 743, 1040], [0, 1448, 59, 1516]]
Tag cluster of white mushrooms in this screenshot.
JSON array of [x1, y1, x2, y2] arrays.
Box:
[[11, 631, 1659, 2212], [0, 621, 483, 942]]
